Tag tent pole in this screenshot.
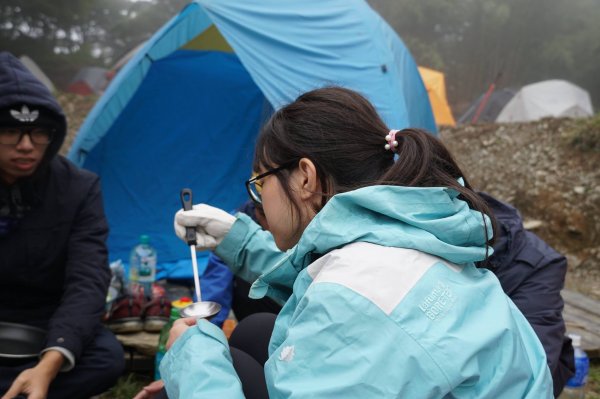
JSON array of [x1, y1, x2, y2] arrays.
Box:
[[471, 72, 502, 124]]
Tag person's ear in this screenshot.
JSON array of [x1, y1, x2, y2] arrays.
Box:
[[296, 158, 321, 202]]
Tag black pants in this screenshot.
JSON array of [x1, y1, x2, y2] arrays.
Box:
[[232, 277, 282, 322], [230, 279, 281, 398], [0, 325, 124, 399], [229, 312, 277, 399]]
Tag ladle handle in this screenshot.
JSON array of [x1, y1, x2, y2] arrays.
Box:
[[180, 188, 197, 245]]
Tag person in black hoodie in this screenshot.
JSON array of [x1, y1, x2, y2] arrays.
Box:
[[477, 192, 575, 397], [0, 52, 124, 399]]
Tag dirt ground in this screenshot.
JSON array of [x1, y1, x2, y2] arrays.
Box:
[[441, 117, 600, 300], [57, 93, 600, 300]]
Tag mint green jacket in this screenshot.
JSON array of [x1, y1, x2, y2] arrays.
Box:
[[161, 186, 553, 398]]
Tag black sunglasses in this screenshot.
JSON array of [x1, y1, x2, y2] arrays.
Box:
[[0, 126, 54, 145], [245, 161, 297, 205]]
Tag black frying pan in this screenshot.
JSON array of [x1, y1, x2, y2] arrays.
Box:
[[0, 321, 46, 367]]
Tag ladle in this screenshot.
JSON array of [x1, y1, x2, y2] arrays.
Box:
[[179, 188, 221, 319]]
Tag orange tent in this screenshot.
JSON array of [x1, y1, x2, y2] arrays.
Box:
[[418, 67, 456, 126]]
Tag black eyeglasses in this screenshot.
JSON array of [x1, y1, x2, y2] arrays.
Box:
[[245, 161, 297, 205], [0, 127, 54, 145]]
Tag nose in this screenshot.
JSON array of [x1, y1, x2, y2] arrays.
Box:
[[15, 132, 35, 151]]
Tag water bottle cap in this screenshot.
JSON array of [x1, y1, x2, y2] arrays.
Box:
[[568, 333, 582, 347], [139, 235, 150, 244]]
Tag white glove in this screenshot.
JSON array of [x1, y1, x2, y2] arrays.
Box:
[[174, 204, 236, 251]]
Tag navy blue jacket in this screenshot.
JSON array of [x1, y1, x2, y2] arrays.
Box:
[[479, 192, 574, 396], [0, 52, 110, 365]]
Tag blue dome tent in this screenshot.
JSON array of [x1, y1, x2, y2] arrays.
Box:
[[68, 0, 436, 280]]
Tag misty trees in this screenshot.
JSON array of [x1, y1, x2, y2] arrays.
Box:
[[0, 0, 187, 87], [368, 0, 600, 113], [1, 0, 598, 111]]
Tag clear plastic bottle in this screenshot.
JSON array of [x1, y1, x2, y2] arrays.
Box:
[[560, 333, 589, 399], [129, 235, 157, 298]]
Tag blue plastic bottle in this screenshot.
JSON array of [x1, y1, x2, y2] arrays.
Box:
[[129, 235, 157, 298], [560, 333, 589, 399]]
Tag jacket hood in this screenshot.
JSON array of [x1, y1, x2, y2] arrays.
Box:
[[250, 185, 494, 301], [0, 52, 66, 160], [476, 191, 523, 270], [296, 185, 494, 265]]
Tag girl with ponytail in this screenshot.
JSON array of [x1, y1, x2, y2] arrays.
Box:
[[164, 87, 553, 398]]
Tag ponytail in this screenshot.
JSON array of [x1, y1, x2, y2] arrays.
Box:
[[379, 128, 497, 256], [255, 88, 496, 259]]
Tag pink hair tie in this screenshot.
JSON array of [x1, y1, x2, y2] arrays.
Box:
[[384, 129, 399, 152]]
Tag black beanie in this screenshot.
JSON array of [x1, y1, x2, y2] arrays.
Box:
[[0, 104, 63, 131]]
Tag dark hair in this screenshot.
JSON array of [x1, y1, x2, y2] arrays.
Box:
[[254, 86, 496, 251]]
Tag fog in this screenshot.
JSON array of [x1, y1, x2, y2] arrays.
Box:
[[368, 0, 600, 113]]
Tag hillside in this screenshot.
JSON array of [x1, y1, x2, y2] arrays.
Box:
[[57, 93, 600, 300], [441, 117, 600, 299]]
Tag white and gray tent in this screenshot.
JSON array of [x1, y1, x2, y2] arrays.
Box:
[[496, 80, 593, 123], [19, 55, 56, 92]]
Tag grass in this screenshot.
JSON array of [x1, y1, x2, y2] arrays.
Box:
[[565, 113, 600, 152], [588, 359, 600, 398], [98, 373, 152, 399]]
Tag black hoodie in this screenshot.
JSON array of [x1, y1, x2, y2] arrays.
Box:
[[0, 53, 66, 230], [478, 192, 574, 396], [0, 52, 110, 368]]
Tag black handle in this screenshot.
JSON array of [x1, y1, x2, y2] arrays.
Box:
[[180, 188, 197, 245]]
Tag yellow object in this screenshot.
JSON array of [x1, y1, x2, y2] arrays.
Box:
[[182, 25, 233, 53], [171, 297, 193, 309], [418, 67, 456, 127]]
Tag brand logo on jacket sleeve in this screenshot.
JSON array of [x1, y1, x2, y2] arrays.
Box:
[[278, 345, 295, 362], [419, 281, 456, 320]]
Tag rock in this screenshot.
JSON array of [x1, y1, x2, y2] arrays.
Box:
[[441, 117, 600, 300], [116, 332, 159, 357], [566, 254, 582, 270], [523, 220, 544, 230]]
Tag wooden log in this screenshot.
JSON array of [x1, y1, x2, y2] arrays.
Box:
[[116, 332, 160, 357], [562, 289, 600, 358]]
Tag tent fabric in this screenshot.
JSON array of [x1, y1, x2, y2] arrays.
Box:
[[79, 50, 266, 279], [198, 0, 435, 132], [418, 66, 455, 126], [496, 80, 594, 123], [69, 3, 214, 165], [458, 88, 516, 124], [19, 55, 56, 92], [67, 0, 435, 280]]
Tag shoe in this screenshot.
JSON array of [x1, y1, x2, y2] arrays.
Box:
[[104, 284, 144, 333], [143, 283, 171, 332]]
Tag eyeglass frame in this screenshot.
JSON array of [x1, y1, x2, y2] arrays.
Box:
[[0, 126, 54, 145], [245, 160, 297, 205]]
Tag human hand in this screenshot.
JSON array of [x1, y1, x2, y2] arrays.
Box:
[[166, 317, 197, 350], [1, 351, 62, 399], [174, 204, 236, 250], [132, 379, 165, 399]]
